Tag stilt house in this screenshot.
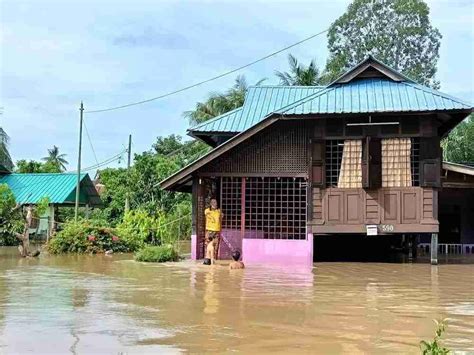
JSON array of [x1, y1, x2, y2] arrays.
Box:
[[161, 56, 474, 266]]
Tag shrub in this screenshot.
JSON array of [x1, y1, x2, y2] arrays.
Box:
[[0, 184, 23, 246], [116, 209, 160, 250], [48, 219, 128, 254], [134, 244, 179, 262], [420, 319, 450, 355]]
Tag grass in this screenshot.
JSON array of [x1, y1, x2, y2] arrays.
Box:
[[134, 244, 180, 262]]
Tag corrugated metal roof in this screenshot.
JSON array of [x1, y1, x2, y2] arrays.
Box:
[[0, 173, 101, 206], [189, 107, 242, 133], [188, 86, 324, 133], [236, 86, 324, 131], [277, 78, 473, 115]]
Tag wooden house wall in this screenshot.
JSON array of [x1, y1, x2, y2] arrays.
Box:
[[194, 114, 443, 236], [309, 115, 441, 234]]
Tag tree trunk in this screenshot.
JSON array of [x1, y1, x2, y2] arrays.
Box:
[[15, 225, 30, 257]]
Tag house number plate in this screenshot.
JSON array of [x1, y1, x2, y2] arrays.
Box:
[[380, 224, 394, 232]]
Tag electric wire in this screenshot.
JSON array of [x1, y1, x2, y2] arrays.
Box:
[[84, 28, 329, 114], [83, 120, 99, 165]]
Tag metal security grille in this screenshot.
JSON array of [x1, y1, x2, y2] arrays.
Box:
[[411, 138, 420, 186], [220, 177, 242, 230], [245, 177, 307, 240], [325, 140, 344, 187]]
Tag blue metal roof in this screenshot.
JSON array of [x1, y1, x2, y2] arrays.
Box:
[[277, 79, 473, 115], [189, 86, 324, 133], [189, 107, 242, 133], [0, 173, 101, 206], [236, 86, 324, 131]]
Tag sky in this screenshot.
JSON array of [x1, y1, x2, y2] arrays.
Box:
[[1, 0, 473, 172]]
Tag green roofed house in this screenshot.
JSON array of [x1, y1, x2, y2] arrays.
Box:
[[0, 173, 101, 238], [161, 56, 474, 267]]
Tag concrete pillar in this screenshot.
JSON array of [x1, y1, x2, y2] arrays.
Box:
[[430, 233, 438, 265]]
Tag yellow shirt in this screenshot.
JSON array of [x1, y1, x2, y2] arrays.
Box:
[[205, 208, 222, 232]]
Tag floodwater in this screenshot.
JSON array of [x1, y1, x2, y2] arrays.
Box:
[[0, 247, 473, 354]]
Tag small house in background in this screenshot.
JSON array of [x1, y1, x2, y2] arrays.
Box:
[[161, 56, 474, 267], [0, 173, 101, 238]]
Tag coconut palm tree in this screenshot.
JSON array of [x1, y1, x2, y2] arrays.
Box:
[[42, 145, 68, 171], [0, 127, 14, 171], [275, 54, 325, 86], [185, 75, 265, 125]]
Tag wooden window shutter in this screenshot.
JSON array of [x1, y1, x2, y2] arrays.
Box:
[[362, 137, 382, 189], [420, 137, 441, 187], [311, 139, 325, 187]]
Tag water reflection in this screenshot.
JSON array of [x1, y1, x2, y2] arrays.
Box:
[[0, 247, 473, 353]]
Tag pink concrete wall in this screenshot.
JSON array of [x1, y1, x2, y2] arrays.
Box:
[[191, 234, 197, 260], [242, 233, 313, 267]]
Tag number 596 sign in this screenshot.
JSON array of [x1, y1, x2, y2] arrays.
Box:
[[380, 224, 394, 233]]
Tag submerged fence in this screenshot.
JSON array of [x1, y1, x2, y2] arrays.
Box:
[[418, 243, 474, 255]]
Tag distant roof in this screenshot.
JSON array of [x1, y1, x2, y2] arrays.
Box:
[[0, 173, 102, 206], [443, 162, 474, 176], [188, 86, 324, 135], [277, 78, 473, 115]]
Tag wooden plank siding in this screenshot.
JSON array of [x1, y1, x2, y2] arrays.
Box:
[[310, 187, 439, 234]]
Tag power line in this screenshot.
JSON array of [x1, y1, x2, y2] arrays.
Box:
[[83, 120, 99, 165], [85, 28, 329, 114], [69, 149, 126, 173]]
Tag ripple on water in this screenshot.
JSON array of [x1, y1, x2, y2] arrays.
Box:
[[1, 248, 474, 353]]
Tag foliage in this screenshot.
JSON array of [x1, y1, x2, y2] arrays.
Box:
[[42, 145, 68, 171], [48, 219, 128, 254], [420, 319, 450, 355], [96, 135, 205, 226], [184, 75, 265, 125], [157, 201, 192, 245], [275, 54, 326, 86], [36, 196, 51, 216], [0, 127, 14, 171], [325, 0, 442, 88], [115, 209, 161, 251], [134, 244, 180, 262], [442, 115, 474, 165], [0, 184, 23, 246], [15, 159, 62, 173]]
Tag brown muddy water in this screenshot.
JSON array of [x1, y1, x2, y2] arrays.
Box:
[[0, 246, 473, 354]]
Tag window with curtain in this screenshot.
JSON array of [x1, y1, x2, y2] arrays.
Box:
[[382, 138, 412, 187], [337, 140, 362, 188]]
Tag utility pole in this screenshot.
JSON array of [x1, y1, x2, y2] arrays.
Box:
[[75, 102, 84, 221], [125, 134, 132, 212]]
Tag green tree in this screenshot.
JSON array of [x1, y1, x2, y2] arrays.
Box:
[[0, 184, 23, 246], [185, 75, 265, 125], [95, 135, 209, 225], [275, 54, 325, 86], [442, 115, 474, 164], [325, 0, 442, 88], [15, 159, 43, 173], [0, 127, 14, 171], [42, 145, 68, 171], [15, 159, 62, 173]]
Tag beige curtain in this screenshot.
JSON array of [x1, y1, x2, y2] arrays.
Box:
[[382, 138, 412, 187], [338, 140, 362, 188]]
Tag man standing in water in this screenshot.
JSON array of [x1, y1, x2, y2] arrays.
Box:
[[205, 198, 223, 260]]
